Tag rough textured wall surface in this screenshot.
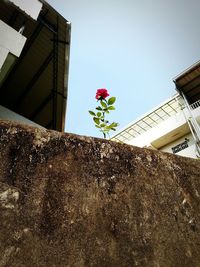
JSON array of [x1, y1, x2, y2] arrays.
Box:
[[0, 120, 200, 267]]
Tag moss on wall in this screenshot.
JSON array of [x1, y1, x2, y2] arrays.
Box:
[[0, 120, 200, 267]]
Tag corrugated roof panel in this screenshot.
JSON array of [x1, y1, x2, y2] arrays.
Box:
[[174, 60, 200, 104]]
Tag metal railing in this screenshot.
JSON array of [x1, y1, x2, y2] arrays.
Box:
[[190, 99, 200, 110]]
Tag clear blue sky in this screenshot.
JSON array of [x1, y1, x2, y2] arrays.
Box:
[[48, 0, 200, 138]]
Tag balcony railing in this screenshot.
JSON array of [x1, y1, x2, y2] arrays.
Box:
[[190, 99, 200, 110]]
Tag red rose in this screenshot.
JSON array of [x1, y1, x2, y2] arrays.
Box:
[[95, 88, 109, 100]]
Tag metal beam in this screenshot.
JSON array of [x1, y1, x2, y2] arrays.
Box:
[[136, 122, 146, 131], [52, 15, 59, 130], [38, 15, 57, 34], [167, 102, 176, 112], [160, 107, 170, 117], [142, 119, 152, 128], [14, 50, 54, 109], [154, 111, 164, 120], [50, 38, 69, 45], [31, 90, 67, 121], [148, 115, 157, 124], [127, 126, 140, 134], [8, 9, 19, 27], [52, 90, 67, 99], [45, 120, 53, 129], [30, 92, 53, 120]]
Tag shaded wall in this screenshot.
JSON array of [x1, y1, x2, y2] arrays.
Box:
[[0, 120, 200, 267]]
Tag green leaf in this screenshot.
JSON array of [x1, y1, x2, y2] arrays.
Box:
[[111, 128, 116, 131], [105, 122, 118, 130], [95, 125, 100, 128], [105, 110, 110, 114], [105, 125, 112, 130], [108, 97, 116, 105], [107, 106, 115, 110], [93, 117, 100, 125], [96, 106, 102, 111], [100, 123, 106, 127], [109, 122, 119, 127], [97, 112, 101, 117], [89, 110, 96, 116], [100, 101, 107, 108]]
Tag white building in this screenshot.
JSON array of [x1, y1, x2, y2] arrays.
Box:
[[111, 62, 200, 159], [0, 0, 71, 131]]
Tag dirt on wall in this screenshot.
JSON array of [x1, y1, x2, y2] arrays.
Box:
[[0, 120, 200, 267]]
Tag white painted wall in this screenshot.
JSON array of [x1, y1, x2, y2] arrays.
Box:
[[0, 47, 9, 70], [192, 106, 200, 124], [8, 0, 42, 20], [0, 105, 44, 128], [161, 133, 194, 153], [176, 144, 198, 158], [0, 20, 26, 68], [160, 133, 198, 158], [127, 109, 187, 147], [126, 105, 200, 158], [127, 106, 200, 148]]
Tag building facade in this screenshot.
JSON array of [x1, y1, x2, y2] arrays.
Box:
[[0, 0, 71, 131], [111, 62, 200, 159]]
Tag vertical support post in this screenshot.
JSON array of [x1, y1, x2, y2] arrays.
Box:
[[179, 91, 200, 157], [52, 15, 59, 130], [181, 92, 200, 140]]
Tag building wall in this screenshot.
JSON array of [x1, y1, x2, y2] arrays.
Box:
[[0, 0, 70, 132], [0, 20, 26, 69], [127, 105, 200, 158], [127, 108, 189, 148], [8, 0, 42, 20], [0, 18, 27, 88], [0, 105, 43, 128], [191, 105, 200, 124], [160, 133, 197, 158]]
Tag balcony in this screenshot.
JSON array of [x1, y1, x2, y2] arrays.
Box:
[[190, 99, 200, 110]]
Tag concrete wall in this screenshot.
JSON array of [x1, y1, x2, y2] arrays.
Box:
[[0, 120, 200, 267]]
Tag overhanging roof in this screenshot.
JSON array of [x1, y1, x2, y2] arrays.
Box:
[[174, 60, 200, 105], [8, 0, 42, 20], [0, 0, 71, 131]]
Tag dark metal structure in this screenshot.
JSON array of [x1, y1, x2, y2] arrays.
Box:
[[174, 60, 200, 104], [0, 0, 71, 131], [174, 61, 200, 156]]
